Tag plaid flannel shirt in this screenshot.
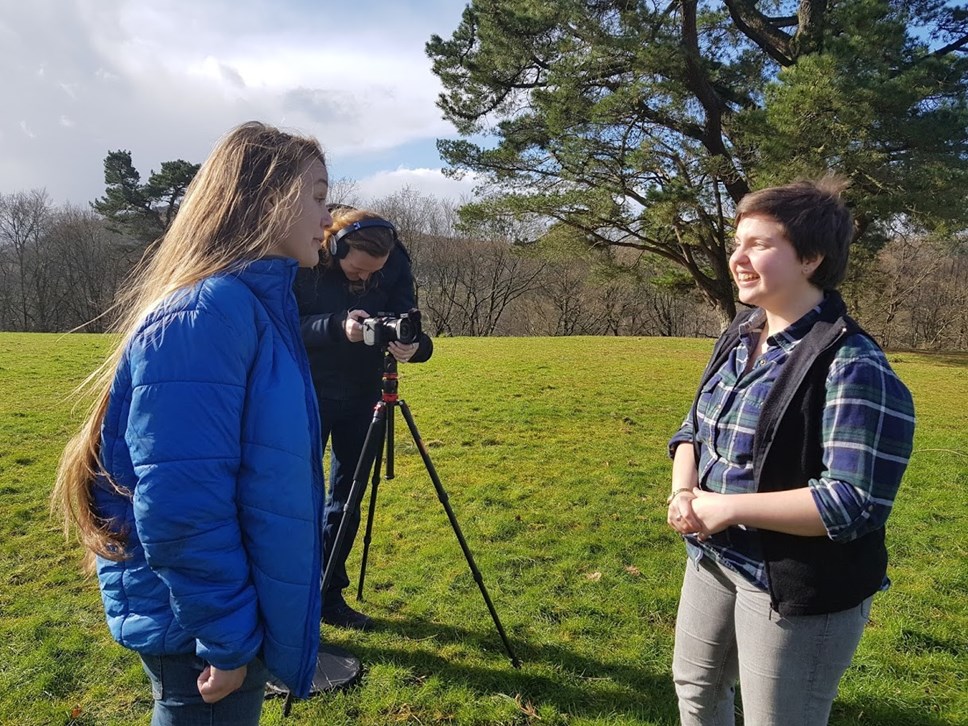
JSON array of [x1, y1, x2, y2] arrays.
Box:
[[669, 304, 915, 590]]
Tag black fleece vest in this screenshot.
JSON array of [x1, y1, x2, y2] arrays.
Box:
[[692, 292, 887, 616]]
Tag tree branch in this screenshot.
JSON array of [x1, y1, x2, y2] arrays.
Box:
[[723, 0, 794, 66], [792, 0, 828, 56], [929, 32, 968, 59], [680, 0, 750, 203]]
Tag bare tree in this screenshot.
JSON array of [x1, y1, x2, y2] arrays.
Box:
[[42, 205, 137, 331], [536, 260, 600, 336], [421, 235, 545, 336], [0, 190, 53, 330], [845, 232, 968, 350], [908, 251, 968, 350], [370, 187, 463, 308], [0, 193, 139, 332], [326, 177, 362, 209]]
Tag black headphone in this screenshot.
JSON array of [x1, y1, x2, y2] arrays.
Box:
[[328, 218, 399, 260]]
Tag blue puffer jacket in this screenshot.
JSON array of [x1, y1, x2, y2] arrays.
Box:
[[92, 258, 323, 698]]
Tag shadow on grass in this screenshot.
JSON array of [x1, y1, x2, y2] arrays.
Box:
[[321, 615, 958, 726], [330, 614, 677, 723]]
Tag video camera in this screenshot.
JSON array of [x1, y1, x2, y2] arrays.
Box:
[[362, 309, 422, 347]]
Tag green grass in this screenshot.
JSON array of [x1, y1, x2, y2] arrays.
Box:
[[0, 333, 965, 725]]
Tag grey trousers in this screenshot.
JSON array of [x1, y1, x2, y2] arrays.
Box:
[[672, 556, 872, 726]]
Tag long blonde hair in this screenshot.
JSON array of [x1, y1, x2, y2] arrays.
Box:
[[52, 121, 325, 567]]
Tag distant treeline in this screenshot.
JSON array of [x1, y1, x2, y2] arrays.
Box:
[[0, 187, 965, 349]]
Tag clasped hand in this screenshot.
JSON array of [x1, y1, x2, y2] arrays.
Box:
[[667, 489, 734, 541]]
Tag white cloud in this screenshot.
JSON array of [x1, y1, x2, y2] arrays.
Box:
[[0, 0, 469, 204], [59, 82, 79, 100], [355, 168, 482, 204]]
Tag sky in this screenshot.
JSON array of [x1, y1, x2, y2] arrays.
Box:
[[0, 0, 482, 208]]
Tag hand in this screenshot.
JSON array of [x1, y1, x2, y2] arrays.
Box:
[[667, 444, 701, 537], [689, 489, 735, 539], [388, 341, 418, 362], [344, 309, 370, 343], [667, 489, 704, 537], [197, 663, 247, 704]]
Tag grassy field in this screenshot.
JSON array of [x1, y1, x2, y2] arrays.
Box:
[[0, 332, 965, 725]]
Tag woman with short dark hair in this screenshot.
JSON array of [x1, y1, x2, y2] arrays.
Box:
[[666, 177, 915, 725]]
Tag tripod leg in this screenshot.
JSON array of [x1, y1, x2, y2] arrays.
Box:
[[357, 405, 389, 602], [397, 400, 521, 668], [322, 402, 386, 600]]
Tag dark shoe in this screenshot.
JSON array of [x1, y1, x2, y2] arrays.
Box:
[[322, 599, 373, 631]]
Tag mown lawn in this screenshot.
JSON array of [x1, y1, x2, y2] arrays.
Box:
[[0, 333, 965, 725]]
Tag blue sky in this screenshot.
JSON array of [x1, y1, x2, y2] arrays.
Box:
[[0, 0, 480, 206]]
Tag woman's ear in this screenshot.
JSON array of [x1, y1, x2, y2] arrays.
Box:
[[803, 254, 824, 277], [261, 192, 277, 220]]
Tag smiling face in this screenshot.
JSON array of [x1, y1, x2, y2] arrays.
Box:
[[272, 158, 332, 267], [338, 248, 389, 282], [730, 213, 824, 325]]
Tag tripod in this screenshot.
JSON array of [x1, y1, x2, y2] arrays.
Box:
[[320, 350, 520, 668]]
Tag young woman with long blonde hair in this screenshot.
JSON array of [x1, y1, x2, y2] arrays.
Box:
[[53, 121, 332, 725]]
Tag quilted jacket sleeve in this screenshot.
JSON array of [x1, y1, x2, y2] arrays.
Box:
[[125, 288, 262, 671]]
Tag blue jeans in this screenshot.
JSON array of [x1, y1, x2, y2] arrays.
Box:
[[319, 395, 379, 604], [140, 653, 269, 726], [673, 555, 872, 726]]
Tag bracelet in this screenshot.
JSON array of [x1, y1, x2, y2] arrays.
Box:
[[666, 487, 694, 504]]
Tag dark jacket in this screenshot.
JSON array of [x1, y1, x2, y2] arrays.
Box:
[[691, 291, 891, 616], [295, 244, 433, 400]]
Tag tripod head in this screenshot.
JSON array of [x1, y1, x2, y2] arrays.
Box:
[[381, 349, 399, 403]]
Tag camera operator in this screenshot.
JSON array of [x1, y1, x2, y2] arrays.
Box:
[[295, 207, 433, 630]]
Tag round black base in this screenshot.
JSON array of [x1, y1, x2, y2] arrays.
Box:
[[265, 644, 362, 698]]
